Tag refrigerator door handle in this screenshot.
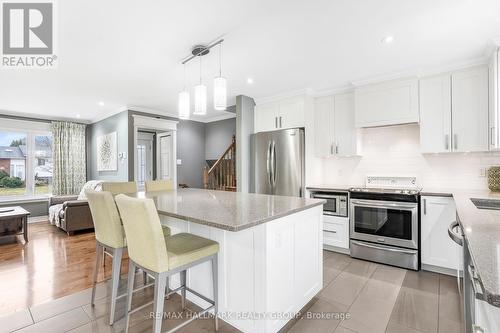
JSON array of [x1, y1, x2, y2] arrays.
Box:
[[271, 141, 277, 188], [266, 141, 273, 188]]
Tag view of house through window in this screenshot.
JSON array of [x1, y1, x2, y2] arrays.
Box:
[[0, 129, 52, 197]]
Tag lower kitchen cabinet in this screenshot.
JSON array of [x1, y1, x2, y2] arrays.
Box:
[[475, 297, 500, 333], [421, 195, 462, 272], [323, 215, 349, 250]]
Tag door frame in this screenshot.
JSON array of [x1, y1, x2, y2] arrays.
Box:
[[132, 115, 178, 188]]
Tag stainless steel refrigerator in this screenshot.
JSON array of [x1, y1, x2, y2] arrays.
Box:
[[252, 128, 305, 197]]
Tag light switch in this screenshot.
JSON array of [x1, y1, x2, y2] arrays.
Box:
[[176, 159, 182, 165]]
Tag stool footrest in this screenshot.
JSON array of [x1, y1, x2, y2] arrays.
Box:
[[164, 305, 215, 333]]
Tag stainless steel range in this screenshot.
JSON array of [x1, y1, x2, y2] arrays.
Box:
[[349, 176, 421, 270]]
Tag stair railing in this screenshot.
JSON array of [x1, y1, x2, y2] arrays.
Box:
[[203, 135, 236, 191]]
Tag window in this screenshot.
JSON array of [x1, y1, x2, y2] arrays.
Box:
[[0, 131, 27, 196], [0, 119, 52, 199]]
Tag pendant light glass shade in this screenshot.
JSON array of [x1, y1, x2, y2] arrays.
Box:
[[194, 84, 207, 115], [178, 90, 190, 119], [213, 76, 227, 110]]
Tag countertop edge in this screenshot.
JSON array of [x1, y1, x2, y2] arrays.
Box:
[[157, 201, 325, 232]]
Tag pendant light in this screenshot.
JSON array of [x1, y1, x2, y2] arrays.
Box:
[[178, 64, 190, 119], [194, 55, 207, 115], [213, 43, 227, 111]]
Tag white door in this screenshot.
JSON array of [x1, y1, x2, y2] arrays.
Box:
[[137, 135, 153, 189], [314, 96, 334, 157], [419, 74, 452, 153], [255, 102, 280, 132], [334, 92, 357, 156], [451, 66, 489, 152], [421, 196, 460, 270], [158, 133, 172, 180], [279, 96, 305, 129]]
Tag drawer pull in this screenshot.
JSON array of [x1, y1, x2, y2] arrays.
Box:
[[324, 230, 337, 234]]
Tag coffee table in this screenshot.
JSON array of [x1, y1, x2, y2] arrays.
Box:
[[0, 206, 30, 243]]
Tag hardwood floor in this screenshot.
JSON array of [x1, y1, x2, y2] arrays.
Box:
[[0, 222, 122, 316]]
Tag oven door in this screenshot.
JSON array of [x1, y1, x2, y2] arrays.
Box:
[[350, 199, 418, 249]]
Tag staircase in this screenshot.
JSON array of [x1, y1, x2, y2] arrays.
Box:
[[203, 136, 236, 191]]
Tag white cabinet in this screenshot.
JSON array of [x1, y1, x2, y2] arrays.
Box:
[[314, 96, 334, 157], [255, 96, 305, 133], [421, 196, 461, 271], [323, 215, 349, 250], [475, 297, 500, 333], [419, 74, 452, 153], [452, 67, 489, 152], [314, 93, 360, 157], [489, 48, 500, 150], [354, 78, 419, 128], [419, 66, 489, 153]]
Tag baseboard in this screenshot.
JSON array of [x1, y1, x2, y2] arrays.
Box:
[[323, 244, 350, 255], [422, 263, 463, 277]]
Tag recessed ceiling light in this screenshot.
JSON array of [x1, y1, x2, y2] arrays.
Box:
[[247, 78, 254, 84], [76, 114, 81, 119], [98, 101, 104, 106], [381, 36, 394, 44]]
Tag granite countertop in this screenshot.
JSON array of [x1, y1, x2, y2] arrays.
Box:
[[137, 188, 325, 232], [449, 190, 500, 307]]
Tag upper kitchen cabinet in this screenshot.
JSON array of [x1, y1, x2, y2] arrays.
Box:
[[254, 96, 305, 133], [314, 92, 360, 157], [419, 66, 489, 153], [489, 48, 499, 150], [419, 74, 452, 153], [354, 78, 419, 128], [451, 66, 489, 152]]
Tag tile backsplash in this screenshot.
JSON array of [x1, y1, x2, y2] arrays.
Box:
[[318, 124, 500, 190]]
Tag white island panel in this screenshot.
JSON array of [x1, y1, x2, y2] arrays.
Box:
[[159, 204, 323, 333]]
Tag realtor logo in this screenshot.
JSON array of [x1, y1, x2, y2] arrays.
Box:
[[1, 1, 57, 68]]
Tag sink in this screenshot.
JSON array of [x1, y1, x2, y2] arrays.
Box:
[[470, 198, 500, 210]]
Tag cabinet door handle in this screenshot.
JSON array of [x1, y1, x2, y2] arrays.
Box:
[[324, 230, 337, 234], [445, 134, 449, 151], [335, 143, 339, 154], [453, 134, 458, 150], [279, 116, 282, 128], [491, 127, 496, 148], [275, 117, 278, 128], [330, 144, 334, 155], [423, 198, 427, 215]]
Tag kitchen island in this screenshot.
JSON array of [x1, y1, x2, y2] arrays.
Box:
[[142, 188, 325, 333]]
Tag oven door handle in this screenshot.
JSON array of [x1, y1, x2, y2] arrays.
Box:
[[351, 240, 418, 255], [350, 199, 417, 209], [313, 194, 340, 200]]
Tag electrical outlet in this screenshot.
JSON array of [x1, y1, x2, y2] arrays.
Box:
[[176, 159, 182, 165], [479, 168, 487, 178]]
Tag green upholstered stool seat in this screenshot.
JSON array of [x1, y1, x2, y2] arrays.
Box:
[[166, 233, 219, 270]]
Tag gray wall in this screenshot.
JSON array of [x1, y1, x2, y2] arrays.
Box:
[[205, 118, 236, 160], [87, 111, 130, 181], [236, 95, 255, 193], [177, 120, 206, 188]]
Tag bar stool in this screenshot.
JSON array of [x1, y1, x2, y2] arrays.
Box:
[[100, 182, 171, 273], [86, 190, 171, 325], [145, 180, 174, 192], [115, 194, 219, 333]]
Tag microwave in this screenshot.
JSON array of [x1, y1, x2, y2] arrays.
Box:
[[310, 191, 348, 217]]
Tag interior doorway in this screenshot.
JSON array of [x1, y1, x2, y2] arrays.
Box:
[[132, 115, 178, 190], [136, 131, 154, 189]]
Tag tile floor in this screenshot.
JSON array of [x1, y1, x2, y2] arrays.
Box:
[[0, 250, 464, 333]]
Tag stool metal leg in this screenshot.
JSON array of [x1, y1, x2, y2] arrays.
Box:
[[125, 261, 136, 333], [91, 243, 102, 306], [153, 272, 167, 333], [109, 247, 123, 325], [212, 255, 219, 331], [180, 270, 187, 310]]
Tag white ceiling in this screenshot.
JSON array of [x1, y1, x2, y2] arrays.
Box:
[[1, 0, 499, 123]]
